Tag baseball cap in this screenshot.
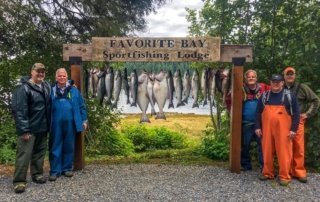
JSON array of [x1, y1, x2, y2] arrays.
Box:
[[31, 63, 45, 71], [271, 74, 283, 81], [283, 66, 295, 75]]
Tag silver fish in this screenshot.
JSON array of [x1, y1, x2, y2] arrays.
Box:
[[201, 68, 209, 106], [208, 69, 216, 107], [97, 69, 106, 106], [167, 70, 174, 109], [104, 67, 114, 106], [112, 70, 122, 108], [137, 71, 150, 123], [147, 72, 157, 115], [182, 70, 191, 104], [122, 68, 130, 104], [90, 68, 99, 98], [191, 70, 200, 108], [173, 69, 185, 107], [221, 69, 230, 104], [153, 71, 168, 119], [130, 69, 138, 107]]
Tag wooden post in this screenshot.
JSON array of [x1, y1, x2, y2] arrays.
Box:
[[70, 56, 85, 170], [229, 57, 245, 173]]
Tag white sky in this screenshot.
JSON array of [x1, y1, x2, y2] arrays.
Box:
[[135, 0, 204, 37]]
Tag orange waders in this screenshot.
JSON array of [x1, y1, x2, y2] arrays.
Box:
[[291, 118, 307, 178], [261, 105, 293, 182]]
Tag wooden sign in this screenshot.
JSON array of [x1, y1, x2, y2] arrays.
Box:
[[220, 45, 253, 63], [63, 44, 92, 61], [91, 37, 221, 62]]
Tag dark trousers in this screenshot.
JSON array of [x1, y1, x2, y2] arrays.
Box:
[[241, 123, 263, 170], [13, 132, 47, 185]]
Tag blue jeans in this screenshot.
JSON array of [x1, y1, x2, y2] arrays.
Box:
[[241, 122, 263, 170]]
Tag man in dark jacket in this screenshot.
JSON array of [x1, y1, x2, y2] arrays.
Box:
[[12, 63, 51, 193], [283, 66, 320, 183]]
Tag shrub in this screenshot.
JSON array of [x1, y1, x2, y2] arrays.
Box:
[[0, 108, 16, 164], [201, 115, 230, 160], [85, 99, 134, 156], [122, 125, 187, 152]]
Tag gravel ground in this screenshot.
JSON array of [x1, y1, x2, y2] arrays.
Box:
[[1, 164, 320, 201]]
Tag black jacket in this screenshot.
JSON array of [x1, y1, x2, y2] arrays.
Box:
[[13, 76, 51, 135]]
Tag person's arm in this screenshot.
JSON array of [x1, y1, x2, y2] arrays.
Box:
[[254, 96, 264, 137], [290, 94, 300, 133], [301, 84, 320, 119], [15, 85, 31, 136], [77, 90, 88, 130]]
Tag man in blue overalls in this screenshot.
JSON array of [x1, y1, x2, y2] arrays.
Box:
[[49, 68, 88, 181]]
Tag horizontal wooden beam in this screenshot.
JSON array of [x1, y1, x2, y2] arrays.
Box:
[[220, 45, 253, 63], [63, 44, 252, 63]]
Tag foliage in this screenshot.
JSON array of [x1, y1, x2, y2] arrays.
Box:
[[0, 108, 16, 164], [122, 125, 187, 152], [201, 114, 230, 160], [305, 113, 320, 168], [187, 0, 320, 166], [85, 99, 133, 156]]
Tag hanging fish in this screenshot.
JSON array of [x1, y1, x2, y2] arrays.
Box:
[[191, 70, 200, 108], [147, 72, 157, 115], [137, 71, 150, 123], [153, 71, 168, 119], [167, 70, 175, 109], [173, 69, 184, 108]]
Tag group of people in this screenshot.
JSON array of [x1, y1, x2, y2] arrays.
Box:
[[240, 67, 320, 186], [12, 63, 88, 193], [10, 63, 320, 193]]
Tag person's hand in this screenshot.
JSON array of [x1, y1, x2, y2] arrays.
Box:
[[21, 133, 32, 141], [288, 131, 296, 140], [300, 113, 308, 120], [83, 122, 88, 131], [255, 129, 262, 138]]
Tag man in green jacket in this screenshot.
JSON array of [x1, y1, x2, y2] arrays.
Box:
[[12, 63, 51, 193], [283, 66, 320, 183]]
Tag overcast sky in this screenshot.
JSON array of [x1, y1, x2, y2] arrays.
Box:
[[135, 0, 204, 37]]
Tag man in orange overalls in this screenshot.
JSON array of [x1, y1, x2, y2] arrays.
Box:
[[283, 67, 320, 183], [255, 74, 300, 186]]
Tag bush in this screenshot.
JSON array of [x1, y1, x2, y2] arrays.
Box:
[[201, 115, 230, 160], [122, 125, 187, 152], [0, 108, 16, 164], [306, 113, 320, 168], [85, 99, 134, 156]]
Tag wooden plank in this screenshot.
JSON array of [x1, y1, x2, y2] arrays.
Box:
[[70, 57, 85, 170], [63, 44, 92, 61], [220, 45, 253, 63], [91, 37, 221, 62], [229, 58, 244, 174]]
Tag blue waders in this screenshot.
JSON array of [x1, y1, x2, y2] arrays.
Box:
[[49, 97, 75, 176], [241, 99, 263, 170]]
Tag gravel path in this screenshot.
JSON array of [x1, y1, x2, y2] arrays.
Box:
[[1, 164, 320, 201]]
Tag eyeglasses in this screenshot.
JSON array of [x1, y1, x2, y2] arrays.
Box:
[[285, 73, 295, 76], [35, 70, 45, 74]]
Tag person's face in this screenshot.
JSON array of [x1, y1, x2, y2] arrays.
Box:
[[31, 69, 45, 84], [56, 71, 68, 86], [245, 71, 257, 85], [270, 80, 284, 92], [284, 71, 296, 84]]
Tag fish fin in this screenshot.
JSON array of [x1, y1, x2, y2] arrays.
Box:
[[203, 100, 207, 106], [140, 115, 151, 123], [192, 103, 199, 108], [182, 98, 188, 104], [151, 109, 157, 116], [131, 102, 137, 107], [176, 102, 185, 108], [155, 112, 166, 120]]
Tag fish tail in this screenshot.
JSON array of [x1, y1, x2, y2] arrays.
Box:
[[192, 103, 199, 108], [140, 114, 151, 123], [176, 102, 185, 108], [155, 112, 166, 120], [168, 103, 174, 109]]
